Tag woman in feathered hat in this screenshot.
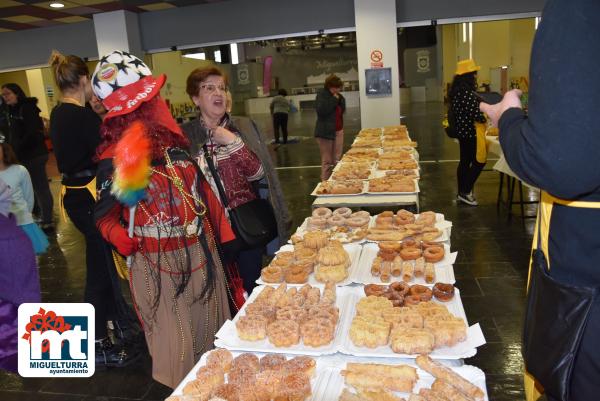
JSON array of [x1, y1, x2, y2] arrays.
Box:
[[92, 51, 232, 388]]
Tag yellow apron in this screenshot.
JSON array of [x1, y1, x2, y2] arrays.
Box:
[[475, 122, 488, 164], [525, 191, 600, 400], [59, 179, 129, 281]]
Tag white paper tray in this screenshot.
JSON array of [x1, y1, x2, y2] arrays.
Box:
[[354, 243, 456, 285], [169, 350, 329, 400], [311, 180, 369, 197], [215, 285, 354, 356], [339, 287, 486, 359], [256, 243, 363, 287], [318, 362, 489, 401]]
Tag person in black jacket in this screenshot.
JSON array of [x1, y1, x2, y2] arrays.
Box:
[[314, 74, 346, 181], [480, 1, 600, 400], [448, 61, 487, 206], [1, 83, 54, 230]]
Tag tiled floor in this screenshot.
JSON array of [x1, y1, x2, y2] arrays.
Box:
[[1, 102, 537, 400]]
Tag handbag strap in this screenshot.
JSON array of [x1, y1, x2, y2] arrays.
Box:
[[202, 143, 230, 210]]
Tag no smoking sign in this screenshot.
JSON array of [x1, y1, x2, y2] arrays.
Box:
[[370, 50, 383, 68]]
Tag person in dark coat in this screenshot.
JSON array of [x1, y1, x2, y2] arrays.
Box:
[[481, 1, 600, 400], [314, 74, 345, 181], [1, 83, 54, 231]]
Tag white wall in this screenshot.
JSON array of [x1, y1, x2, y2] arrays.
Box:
[[355, 0, 400, 128]]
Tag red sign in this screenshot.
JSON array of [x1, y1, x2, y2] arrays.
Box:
[[370, 50, 383, 68]]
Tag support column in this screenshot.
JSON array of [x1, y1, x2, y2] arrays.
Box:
[[354, 0, 400, 128], [93, 10, 143, 58]]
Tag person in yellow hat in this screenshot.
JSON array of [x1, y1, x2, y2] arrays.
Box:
[[448, 59, 487, 206]]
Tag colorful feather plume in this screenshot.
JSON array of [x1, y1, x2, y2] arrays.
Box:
[[111, 121, 151, 206]]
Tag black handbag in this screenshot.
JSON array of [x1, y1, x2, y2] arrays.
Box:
[[445, 106, 458, 139], [202, 144, 277, 251], [522, 214, 597, 400]]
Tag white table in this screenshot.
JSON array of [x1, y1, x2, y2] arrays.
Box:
[[486, 135, 538, 218]]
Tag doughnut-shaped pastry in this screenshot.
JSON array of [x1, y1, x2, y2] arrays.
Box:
[[206, 348, 233, 373], [404, 294, 422, 306], [409, 284, 433, 302], [364, 284, 387, 297], [284, 265, 309, 284], [379, 241, 402, 253], [395, 209, 415, 225], [308, 216, 328, 229], [351, 210, 371, 219], [293, 259, 314, 274], [235, 315, 268, 341], [400, 238, 419, 249], [266, 320, 300, 347], [400, 247, 422, 260], [379, 211, 394, 218], [301, 317, 335, 347], [423, 245, 444, 263], [385, 290, 405, 306], [303, 230, 329, 249], [294, 247, 316, 262], [432, 283, 455, 302], [327, 215, 346, 227], [378, 250, 397, 262], [421, 240, 441, 249], [347, 216, 370, 228], [376, 216, 394, 226], [261, 265, 283, 283], [312, 207, 333, 219], [333, 207, 352, 218], [390, 281, 410, 296], [271, 251, 295, 266]]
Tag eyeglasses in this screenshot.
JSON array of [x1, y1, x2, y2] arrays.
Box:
[[200, 83, 227, 94]]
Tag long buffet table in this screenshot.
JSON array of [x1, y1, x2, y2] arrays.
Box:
[[167, 125, 489, 401]]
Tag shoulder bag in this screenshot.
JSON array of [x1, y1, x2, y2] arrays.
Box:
[[202, 144, 277, 251]]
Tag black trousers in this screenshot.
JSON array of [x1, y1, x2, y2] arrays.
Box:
[[273, 113, 288, 143], [22, 154, 53, 225], [63, 188, 119, 339], [237, 247, 263, 295], [457, 136, 485, 195]]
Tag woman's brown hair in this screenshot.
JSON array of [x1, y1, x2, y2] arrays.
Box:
[[324, 74, 343, 89], [186, 66, 229, 98], [0, 143, 19, 166], [48, 50, 89, 92]]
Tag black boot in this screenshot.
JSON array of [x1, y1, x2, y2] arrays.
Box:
[[95, 337, 139, 368]]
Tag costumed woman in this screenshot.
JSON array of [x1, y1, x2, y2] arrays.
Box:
[[182, 66, 290, 295], [49, 51, 137, 367], [92, 51, 232, 388]]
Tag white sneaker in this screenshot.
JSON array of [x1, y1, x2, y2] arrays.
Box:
[[457, 193, 478, 206]]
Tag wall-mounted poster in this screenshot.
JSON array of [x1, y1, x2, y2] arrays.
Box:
[[365, 67, 392, 96]]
